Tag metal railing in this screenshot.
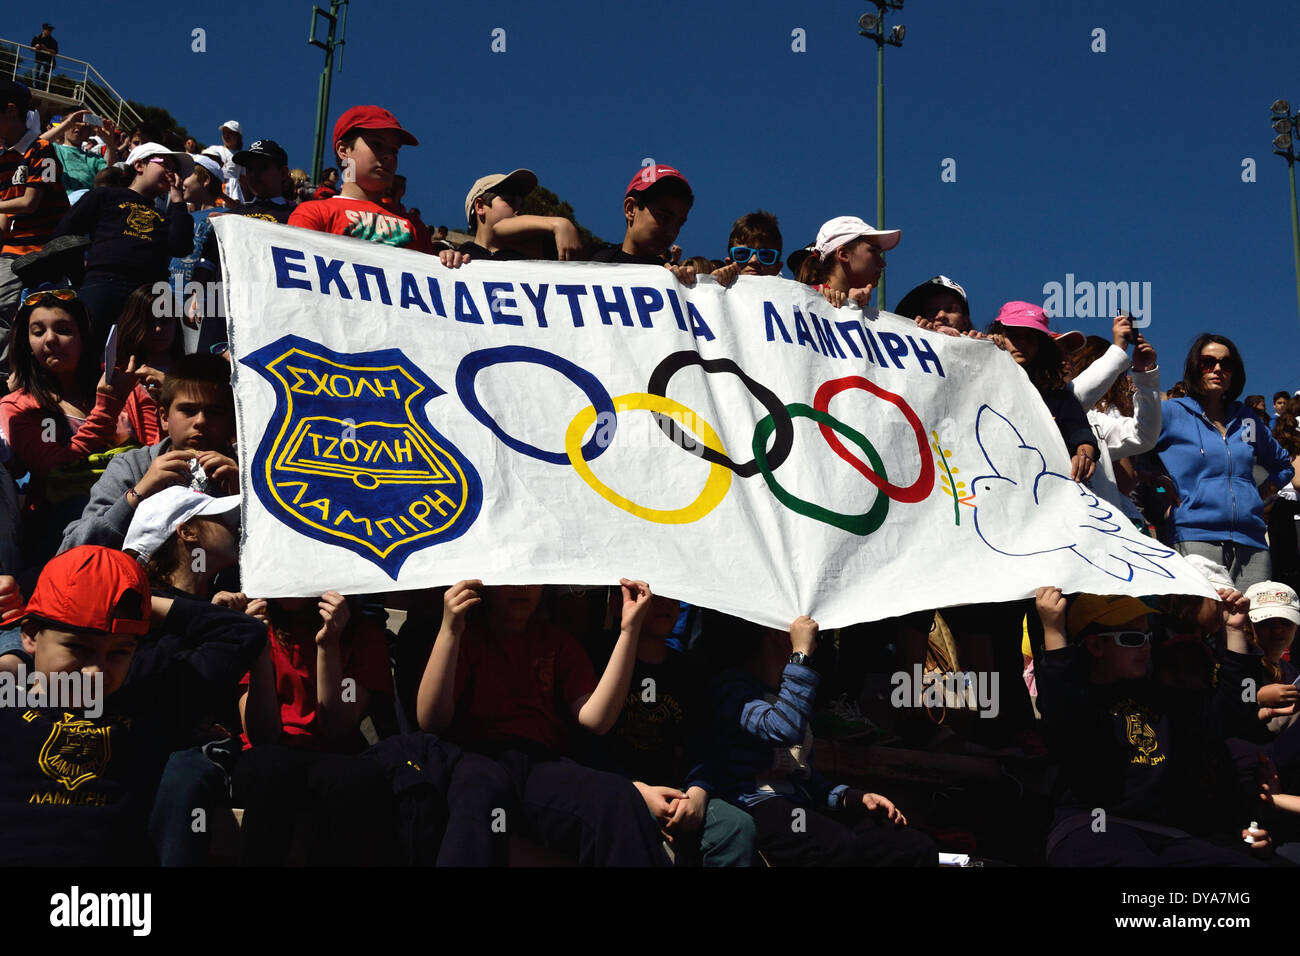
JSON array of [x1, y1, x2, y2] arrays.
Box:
[[0, 38, 141, 130]]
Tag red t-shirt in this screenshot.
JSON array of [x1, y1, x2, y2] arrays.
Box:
[[288, 196, 433, 253], [450, 620, 597, 755], [239, 614, 392, 752]]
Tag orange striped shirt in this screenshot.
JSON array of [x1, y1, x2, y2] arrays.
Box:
[[0, 136, 70, 257]]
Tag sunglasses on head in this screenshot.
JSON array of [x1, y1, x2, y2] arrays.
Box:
[[1094, 630, 1151, 648], [1198, 355, 1230, 372], [23, 287, 77, 307], [730, 246, 780, 266]]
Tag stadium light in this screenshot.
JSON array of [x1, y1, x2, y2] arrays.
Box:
[[1269, 98, 1300, 329]]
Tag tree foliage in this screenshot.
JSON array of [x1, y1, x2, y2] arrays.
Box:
[[521, 183, 606, 255], [125, 100, 199, 149]]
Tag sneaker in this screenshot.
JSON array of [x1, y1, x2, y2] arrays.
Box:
[[813, 695, 884, 741]]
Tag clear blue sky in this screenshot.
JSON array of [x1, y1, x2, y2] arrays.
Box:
[[6, 1, 1300, 397]]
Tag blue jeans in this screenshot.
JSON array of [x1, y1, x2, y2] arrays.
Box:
[[79, 271, 156, 357], [147, 742, 238, 866]]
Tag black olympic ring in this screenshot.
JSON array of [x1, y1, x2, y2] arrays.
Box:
[[646, 351, 795, 478]]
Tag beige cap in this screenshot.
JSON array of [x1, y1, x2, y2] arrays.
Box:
[[464, 169, 538, 224]]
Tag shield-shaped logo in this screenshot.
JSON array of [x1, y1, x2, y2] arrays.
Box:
[[38, 715, 112, 791], [241, 335, 483, 578]]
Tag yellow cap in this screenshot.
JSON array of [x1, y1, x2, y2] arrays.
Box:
[[1067, 594, 1151, 637]]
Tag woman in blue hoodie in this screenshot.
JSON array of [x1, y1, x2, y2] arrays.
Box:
[[1155, 333, 1296, 588]]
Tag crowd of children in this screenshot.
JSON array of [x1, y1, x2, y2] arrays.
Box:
[[2, 70, 1300, 867]]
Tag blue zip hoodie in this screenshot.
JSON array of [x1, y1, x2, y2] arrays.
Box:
[[1154, 397, 1294, 549]]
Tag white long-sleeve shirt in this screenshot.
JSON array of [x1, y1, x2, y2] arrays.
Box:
[[1068, 345, 1161, 521]]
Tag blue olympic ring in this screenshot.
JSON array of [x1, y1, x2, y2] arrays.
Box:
[[455, 345, 617, 465]]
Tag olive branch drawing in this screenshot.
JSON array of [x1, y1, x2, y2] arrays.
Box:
[[932, 428, 974, 525]]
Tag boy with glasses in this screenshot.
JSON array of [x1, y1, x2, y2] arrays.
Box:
[[710, 210, 783, 287], [1034, 588, 1271, 865]]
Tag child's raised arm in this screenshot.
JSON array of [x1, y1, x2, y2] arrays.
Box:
[[313, 591, 369, 748], [1035, 587, 1068, 651], [573, 578, 651, 734], [416, 580, 480, 732]]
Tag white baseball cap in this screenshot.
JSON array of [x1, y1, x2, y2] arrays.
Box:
[[220, 120, 241, 133], [123, 487, 240, 560], [814, 215, 901, 261], [192, 154, 224, 182], [124, 142, 194, 177], [1245, 581, 1300, 625]]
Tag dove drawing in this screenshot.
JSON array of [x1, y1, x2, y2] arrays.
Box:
[[969, 405, 1178, 582]]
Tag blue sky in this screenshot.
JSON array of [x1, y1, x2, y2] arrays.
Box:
[[6, 0, 1300, 397]]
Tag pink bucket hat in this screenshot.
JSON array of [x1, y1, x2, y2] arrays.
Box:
[[993, 301, 1085, 353]]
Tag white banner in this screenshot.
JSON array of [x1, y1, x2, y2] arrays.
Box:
[[215, 217, 1214, 628]]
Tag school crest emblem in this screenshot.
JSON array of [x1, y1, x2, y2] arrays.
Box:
[[39, 714, 112, 791], [241, 335, 483, 577], [122, 202, 161, 239]]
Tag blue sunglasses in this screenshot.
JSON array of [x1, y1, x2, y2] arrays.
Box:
[[730, 246, 780, 266]]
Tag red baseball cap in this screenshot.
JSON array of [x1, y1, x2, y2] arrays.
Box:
[[24, 546, 151, 636], [625, 164, 692, 199], [333, 105, 419, 148]]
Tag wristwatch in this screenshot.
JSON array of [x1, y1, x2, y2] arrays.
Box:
[[789, 652, 811, 666]]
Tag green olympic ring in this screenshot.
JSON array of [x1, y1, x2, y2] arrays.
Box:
[[752, 403, 890, 536]]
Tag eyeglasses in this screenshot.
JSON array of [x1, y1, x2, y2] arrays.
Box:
[[148, 157, 177, 172], [1197, 355, 1230, 372], [730, 246, 781, 266], [1094, 630, 1151, 648], [23, 287, 77, 307]]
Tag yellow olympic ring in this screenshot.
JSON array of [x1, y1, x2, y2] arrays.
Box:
[[565, 392, 733, 524]]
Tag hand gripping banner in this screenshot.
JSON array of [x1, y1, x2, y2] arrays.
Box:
[[215, 217, 1215, 628]]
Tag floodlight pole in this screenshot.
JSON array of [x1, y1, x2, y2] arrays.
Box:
[[859, 2, 904, 310], [877, 35, 885, 308], [309, 0, 349, 183], [1286, 153, 1300, 329], [1271, 101, 1300, 329]]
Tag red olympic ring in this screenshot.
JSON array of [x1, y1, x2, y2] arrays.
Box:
[[813, 376, 934, 503]]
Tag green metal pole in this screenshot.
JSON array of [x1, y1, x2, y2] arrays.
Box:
[[312, 70, 329, 183], [1289, 153, 1300, 330], [876, 35, 885, 309], [317, 20, 337, 180], [309, 1, 342, 183]]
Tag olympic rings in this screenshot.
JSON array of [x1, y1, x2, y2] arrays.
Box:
[[646, 351, 794, 478], [813, 376, 935, 503], [565, 392, 733, 524], [457, 344, 934, 530], [753, 403, 891, 536], [456, 345, 616, 465]]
